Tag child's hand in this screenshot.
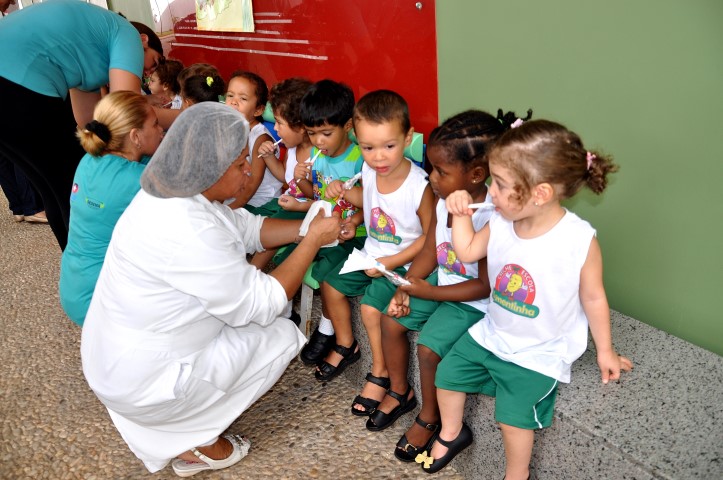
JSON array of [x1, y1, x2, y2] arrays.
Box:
[[294, 162, 310, 181], [399, 276, 432, 298], [338, 216, 356, 241], [325, 180, 344, 199], [257, 140, 278, 158], [446, 190, 474, 216], [387, 289, 410, 318], [597, 351, 633, 384], [279, 194, 303, 211]]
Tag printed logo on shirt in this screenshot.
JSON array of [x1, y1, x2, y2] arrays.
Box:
[[84, 197, 105, 210], [70, 183, 80, 202], [492, 264, 539, 318], [436, 242, 472, 278], [369, 207, 401, 244]]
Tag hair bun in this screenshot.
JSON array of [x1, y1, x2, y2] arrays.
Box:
[[84, 120, 111, 143]]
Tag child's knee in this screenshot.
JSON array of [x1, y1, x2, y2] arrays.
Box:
[[418, 344, 441, 369]]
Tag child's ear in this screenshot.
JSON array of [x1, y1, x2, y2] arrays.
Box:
[[470, 164, 488, 185], [253, 104, 265, 118], [404, 127, 414, 147], [343, 118, 353, 132], [533, 182, 555, 205], [140, 33, 150, 48]]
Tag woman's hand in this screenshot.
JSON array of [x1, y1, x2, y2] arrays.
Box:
[[445, 190, 474, 217], [302, 210, 341, 247]]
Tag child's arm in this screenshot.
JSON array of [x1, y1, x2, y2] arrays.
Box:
[[228, 135, 272, 209], [294, 161, 314, 198], [338, 207, 364, 241], [580, 237, 634, 384], [447, 190, 490, 263], [373, 185, 435, 274], [278, 194, 312, 212], [258, 140, 286, 183], [325, 180, 363, 208]]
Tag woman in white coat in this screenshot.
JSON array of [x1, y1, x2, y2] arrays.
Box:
[[81, 102, 341, 477]]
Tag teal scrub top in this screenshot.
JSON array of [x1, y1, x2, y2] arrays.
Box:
[[0, 0, 143, 98], [59, 153, 150, 326]]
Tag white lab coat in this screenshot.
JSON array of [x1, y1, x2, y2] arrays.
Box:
[[81, 191, 305, 473]]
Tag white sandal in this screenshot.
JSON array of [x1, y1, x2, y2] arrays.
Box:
[[171, 434, 251, 477]]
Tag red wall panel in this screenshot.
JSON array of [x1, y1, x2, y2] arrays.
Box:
[[169, 0, 438, 136]]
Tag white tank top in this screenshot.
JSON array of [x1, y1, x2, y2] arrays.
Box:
[[436, 196, 492, 312], [361, 160, 428, 269], [247, 122, 283, 207], [468, 210, 596, 383], [283, 146, 308, 198]]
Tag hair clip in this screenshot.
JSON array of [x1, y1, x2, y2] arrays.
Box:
[[510, 118, 524, 129], [206, 76, 214, 87], [586, 152, 597, 170]]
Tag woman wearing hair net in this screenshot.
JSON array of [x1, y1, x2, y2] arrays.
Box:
[[81, 103, 341, 477]]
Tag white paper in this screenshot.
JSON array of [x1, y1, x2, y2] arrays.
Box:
[[339, 248, 411, 286], [298, 201, 338, 247]]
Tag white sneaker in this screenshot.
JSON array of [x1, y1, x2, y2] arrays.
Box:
[[171, 434, 251, 477]]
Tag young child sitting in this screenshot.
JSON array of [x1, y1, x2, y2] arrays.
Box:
[[371, 110, 526, 455], [422, 119, 634, 477], [147, 59, 183, 109], [313, 90, 435, 420], [275, 79, 368, 363], [224, 71, 283, 212], [250, 77, 314, 270]]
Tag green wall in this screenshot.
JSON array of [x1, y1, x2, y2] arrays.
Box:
[[436, 1, 723, 355]]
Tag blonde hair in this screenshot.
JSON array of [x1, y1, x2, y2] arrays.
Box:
[[76, 91, 150, 157]]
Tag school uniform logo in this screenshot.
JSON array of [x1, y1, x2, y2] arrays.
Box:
[[492, 264, 539, 318], [436, 242, 472, 278], [369, 207, 401, 244]]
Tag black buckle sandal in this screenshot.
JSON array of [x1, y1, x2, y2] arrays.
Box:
[[394, 416, 440, 462], [350, 372, 391, 417], [365, 383, 417, 432], [314, 340, 360, 382], [300, 327, 336, 366]]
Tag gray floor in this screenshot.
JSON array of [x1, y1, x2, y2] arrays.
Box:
[[0, 198, 462, 480]]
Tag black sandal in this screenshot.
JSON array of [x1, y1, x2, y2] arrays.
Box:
[[394, 416, 440, 462], [350, 373, 391, 417], [419, 422, 473, 474], [365, 383, 417, 432], [314, 340, 360, 382]]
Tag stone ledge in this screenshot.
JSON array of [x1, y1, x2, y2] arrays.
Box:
[[339, 304, 723, 479]]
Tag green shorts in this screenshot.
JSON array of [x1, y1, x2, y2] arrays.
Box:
[[274, 236, 366, 284], [324, 257, 407, 312], [244, 200, 279, 218], [436, 332, 558, 430], [377, 271, 485, 358]]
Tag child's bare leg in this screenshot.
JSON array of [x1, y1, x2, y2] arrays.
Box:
[[318, 282, 356, 368], [499, 423, 533, 480], [402, 345, 441, 444], [250, 248, 277, 270], [430, 388, 467, 459], [360, 303, 387, 377], [364, 314, 409, 415]]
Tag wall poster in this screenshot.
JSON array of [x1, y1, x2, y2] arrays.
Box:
[[195, 0, 254, 32]]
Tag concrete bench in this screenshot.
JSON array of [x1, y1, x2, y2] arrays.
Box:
[[330, 301, 723, 479]]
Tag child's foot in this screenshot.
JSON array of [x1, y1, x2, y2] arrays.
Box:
[[394, 416, 439, 462], [314, 340, 360, 381], [421, 423, 473, 473], [366, 384, 417, 431], [351, 372, 390, 416], [300, 327, 335, 365]]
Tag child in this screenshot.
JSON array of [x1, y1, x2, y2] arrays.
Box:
[[370, 110, 523, 456], [422, 119, 634, 476], [224, 71, 283, 211], [147, 59, 183, 109], [179, 71, 225, 109], [313, 90, 435, 419], [250, 77, 314, 270], [283, 79, 368, 365]]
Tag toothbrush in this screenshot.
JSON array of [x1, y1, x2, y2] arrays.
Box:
[[257, 138, 283, 158], [342, 172, 362, 190], [296, 148, 322, 182], [467, 202, 495, 210]]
